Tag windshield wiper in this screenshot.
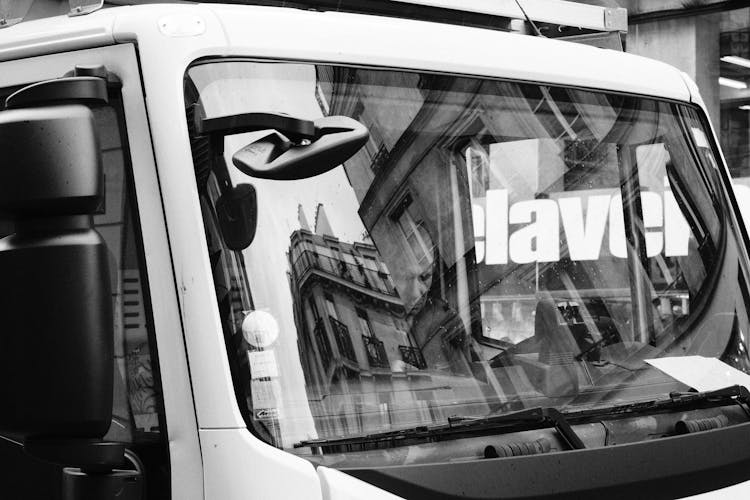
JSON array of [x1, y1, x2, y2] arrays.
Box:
[[564, 384, 750, 421], [294, 405, 585, 451]]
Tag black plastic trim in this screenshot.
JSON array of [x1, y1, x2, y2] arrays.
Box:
[[343, 422, 750, 499]]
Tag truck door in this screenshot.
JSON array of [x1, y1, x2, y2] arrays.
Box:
[[0, 43, 202, 500]]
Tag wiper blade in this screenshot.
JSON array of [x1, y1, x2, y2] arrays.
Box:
[[565, 384, 750, 420], [294, 405, 585, 451], [451, 406, 586, 450]]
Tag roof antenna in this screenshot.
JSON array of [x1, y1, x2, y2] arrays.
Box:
[[513, 0, 545, 37]]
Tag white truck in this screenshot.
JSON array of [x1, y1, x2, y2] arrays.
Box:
[[2, 1, 750, 499]]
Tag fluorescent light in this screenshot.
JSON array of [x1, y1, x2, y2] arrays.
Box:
[[719, 77, 748, 89], [740, 105, 750, 111], [722, 56, 750, 69]]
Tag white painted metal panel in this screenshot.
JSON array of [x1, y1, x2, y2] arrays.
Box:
[[201, 428, 322, 500], [211, 4, 687, 102], [318, 467, 405, 500], [0, 8, 114, 61]]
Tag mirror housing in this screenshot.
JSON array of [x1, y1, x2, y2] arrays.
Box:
[[216, 183, 257, 250], [0, 103, 113, 444], [232, 115, 369, 180], [191, 107, 368, 250]]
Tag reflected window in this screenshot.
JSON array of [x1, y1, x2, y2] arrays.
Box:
[[324, 294, 338, 320], [393, 194, 434, 271], [357, 308, 373, 337]]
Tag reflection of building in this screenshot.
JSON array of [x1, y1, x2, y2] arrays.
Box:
[[323, 71, 550, 385], [318, 68, 682, 403], [288, 204, 445, 437], [320, 71, 487, 379], [323, 68, 671, 355]]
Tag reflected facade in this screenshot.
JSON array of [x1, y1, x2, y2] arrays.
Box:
[[288, 203, 450, 437]]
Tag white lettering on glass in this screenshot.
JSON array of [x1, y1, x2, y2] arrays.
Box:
[[485, 189, 508, 265], [558, 195, 610, 261], [608, 194, 627, 259], [508, 199, 559, 264], [476, 188, 690, 265]]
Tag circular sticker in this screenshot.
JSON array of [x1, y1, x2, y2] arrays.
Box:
[[242, 310, 280, 348]]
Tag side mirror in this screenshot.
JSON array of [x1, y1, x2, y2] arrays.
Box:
[[231, 115, 369, 180], [0, 73, 145, 500], [0, 104, 113, 444]]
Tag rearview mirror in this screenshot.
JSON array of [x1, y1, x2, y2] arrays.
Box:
[[231, 115, 369, 180]]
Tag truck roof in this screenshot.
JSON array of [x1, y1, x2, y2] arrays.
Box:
[[0, 2, 692, 103]]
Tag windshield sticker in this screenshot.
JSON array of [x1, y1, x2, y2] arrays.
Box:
[[473, 188, 690, 265], [646, 356, 750, 392], [256, 408, 280, 420], [248, 350, 280, 379], [251, 379, 281, 411]]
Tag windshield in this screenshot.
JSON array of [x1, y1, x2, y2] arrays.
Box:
[[185, 61, 750, 465]]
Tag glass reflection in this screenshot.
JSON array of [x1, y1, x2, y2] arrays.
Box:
[[186, 61, 750, 462]]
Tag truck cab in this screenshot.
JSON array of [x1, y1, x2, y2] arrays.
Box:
[[2, 1, 750, 499]]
